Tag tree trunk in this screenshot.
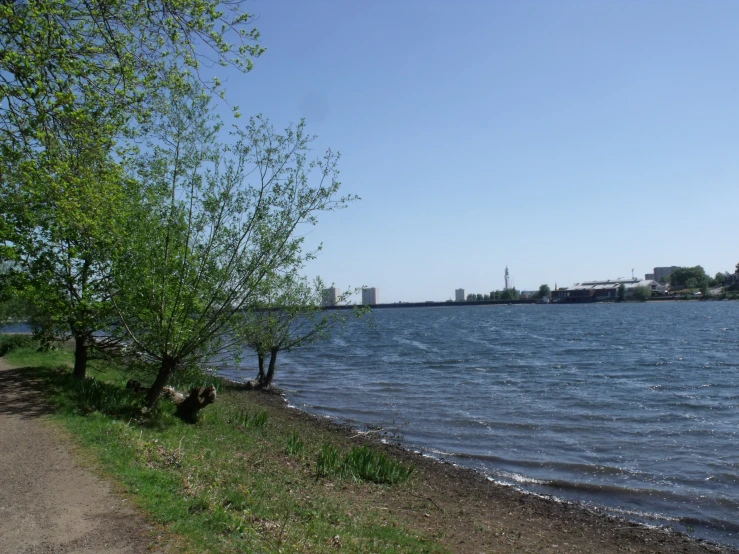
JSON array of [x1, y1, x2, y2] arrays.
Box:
[[262, 348, 279, 388], [73, 335, 88, 380], [175, 386, 218, 423], [146, 357, 175, 408], [256, 352, 265, 381]]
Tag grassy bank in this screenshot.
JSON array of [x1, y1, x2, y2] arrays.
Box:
[[2, 344, 435, 553]]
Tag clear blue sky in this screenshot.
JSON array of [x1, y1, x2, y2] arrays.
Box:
[[217, 0, 739, 303]]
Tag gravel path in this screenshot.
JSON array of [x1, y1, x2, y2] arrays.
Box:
[[0, 360, 164, 554]]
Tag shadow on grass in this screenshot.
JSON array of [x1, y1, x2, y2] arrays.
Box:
[[0, 365, 168, 426]]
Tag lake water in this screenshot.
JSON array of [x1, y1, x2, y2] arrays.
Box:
[[219, 302, 739, 547]]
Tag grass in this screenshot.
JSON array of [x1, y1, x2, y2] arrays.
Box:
[[1, 347, 437, 554], [0, 334, 36, 356], [3, 342, 73, 368]]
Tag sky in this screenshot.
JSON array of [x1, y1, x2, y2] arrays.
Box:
[[211, 0, 739, 303]]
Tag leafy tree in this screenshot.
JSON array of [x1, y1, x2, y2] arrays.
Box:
[[237, 273, 365, 388], [715, 272, 726, 285], [483, 294, 490, 301], [535, 284, 551, 299], [0, 1, 263, 154], [475, 293, 483, 301], [618, 283, 626, 301], [112, 94, 355, 407], [467, 294, 475, 301], [0, 1, 264, 378], [669, 266, 709, 289], [500, 288, 520, 301], [631, 285, 652, 302], [1, 129, 133, 377]]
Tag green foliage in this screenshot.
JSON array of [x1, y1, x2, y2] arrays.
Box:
[[236, 271, 365, 386], [228, 409, 269, 430], [112, 92, 357, 405], [285, 431, 306, 457], [669, 266, 709, 288], [499, 288, 520, 301], [0, 334, 36, 356], [316, 443, 342, 478], [0, 0, 265, 380], [3, 344, 73, 368], [74, 377, 143, 416], [631, 285, 652, 302], [316, 444, 414, 485], [535, 284, 551, 299], [342, 446, 415, 485], [618, 283, 626, 301]]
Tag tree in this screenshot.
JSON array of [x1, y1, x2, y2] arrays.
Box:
[[467, 294, 475, 301], [669, 266, 709, 289], [500, 288, 520, 301], [535, 284, 551, 299], [618, 283, 626, 301], [483, 294, 490, 301], [631, 285, 651, 302], [715, 272, 726, 286], [0, 1, 263, 154], [1, 126, 133, 377], [0, 1, 264, 378], [238, 273, 365, 389], [112, 94, 355, 408]]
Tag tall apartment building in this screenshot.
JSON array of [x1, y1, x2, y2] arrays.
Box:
[[653, 266, 680, 283], [321, 286, 341, 306], [455, 288, 465, 302], [361, 287, 379, 305]]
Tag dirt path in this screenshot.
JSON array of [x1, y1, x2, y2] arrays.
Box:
[[0, 360, 163, 554]]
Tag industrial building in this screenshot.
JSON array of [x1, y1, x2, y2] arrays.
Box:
[[551, 279, 666, 303]]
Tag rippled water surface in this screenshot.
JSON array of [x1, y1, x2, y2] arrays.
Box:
[[219, 302, 739, 546]]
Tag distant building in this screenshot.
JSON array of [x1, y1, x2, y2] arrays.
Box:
[[362, 287, 379, 305], [455, 288, 465, 302], [653, 266, 680, 283], [645, 273, 655, 280], [551, 278, 666, 303], [321, 287, 341, 307]]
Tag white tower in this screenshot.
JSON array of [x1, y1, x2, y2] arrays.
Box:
[[504, 266, 510, 290]]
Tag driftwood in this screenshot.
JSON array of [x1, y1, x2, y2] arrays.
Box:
[[173, 385, 217, 423], [127, 380, 216, 422]]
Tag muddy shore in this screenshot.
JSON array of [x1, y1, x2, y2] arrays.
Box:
[[240, 382, 737, 554]]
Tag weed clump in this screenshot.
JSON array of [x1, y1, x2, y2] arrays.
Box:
[[286, 431, 305, 457], [316, 444, 414, 484], [229, 409, 269, 429]]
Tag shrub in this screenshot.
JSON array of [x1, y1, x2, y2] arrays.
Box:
[[0, 334, 36, 356]]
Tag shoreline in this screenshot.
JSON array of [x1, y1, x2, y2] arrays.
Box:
[[230, 377, 738, 553]]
